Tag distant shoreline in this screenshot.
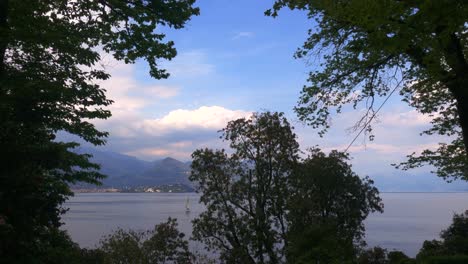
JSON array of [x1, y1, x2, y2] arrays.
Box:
[[380, 191, 468, 193], [72, 189, 195, 194], [70, 190, 468, 194], [71, 183, 194, 194]]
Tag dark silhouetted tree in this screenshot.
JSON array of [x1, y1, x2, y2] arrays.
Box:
[[287, 148, 383, 263], [267, 1, 468, 180], [190, 112, 299, 263], [358, 247, 389, 264], [191, 112, 383, 263], [0, 0, 199, 262], [99, 218, 192, 264], [356, 247, 414, 264], [417, 210, 468, 262], [387, 251, 414, 264]]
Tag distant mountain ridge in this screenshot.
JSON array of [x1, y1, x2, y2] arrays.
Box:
[[74, 147, 468, 192], [74, 148, 191, 188]]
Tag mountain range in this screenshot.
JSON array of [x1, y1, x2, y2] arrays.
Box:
[[74, 147, 468, 192], [74, 147, 191, 188]]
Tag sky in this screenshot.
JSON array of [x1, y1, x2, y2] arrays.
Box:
[[80, 0, 465, 190]]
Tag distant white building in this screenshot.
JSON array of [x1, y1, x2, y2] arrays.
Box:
[[145, 188, 155, 193]]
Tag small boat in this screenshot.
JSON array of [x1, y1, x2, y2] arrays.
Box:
[[185, 197, 190, 213]]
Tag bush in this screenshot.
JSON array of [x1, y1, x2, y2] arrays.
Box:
[[422, 255, 468, 264], [98, 218, 191, 264]]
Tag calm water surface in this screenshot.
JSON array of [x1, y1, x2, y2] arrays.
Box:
[[63, 192, 468, 257]]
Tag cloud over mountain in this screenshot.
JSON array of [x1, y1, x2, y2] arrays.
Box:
[[139, 106, 252, 133]]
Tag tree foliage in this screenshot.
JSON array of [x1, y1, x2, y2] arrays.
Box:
[[0, 226, 87, 264], [190, 112, 382, 264], [417, 210, 468, 261], [357, 247, 414, 264], [0, 0, 199, 261], [190, 112, 299, 263], [387, 251, 415, 264], [355, 212, 468, 264], [99, 218, 192, 264], [267, 0, 468, 180], [358, 247, 389, 264], [287, 148, 383, 263]]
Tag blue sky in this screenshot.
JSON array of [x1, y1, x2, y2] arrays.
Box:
[[85, 0, 466, 190]]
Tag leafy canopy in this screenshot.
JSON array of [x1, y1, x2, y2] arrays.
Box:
[[0, 0, 199, 261], [267, 0, 468, 180], [190, 112, 382, 264], [287, 148, 383, 263], [190, 112, 299, 263], [99, 218, 192, 264], [417, 210, 468, 260]]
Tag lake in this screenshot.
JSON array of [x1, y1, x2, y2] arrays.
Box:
[[62, 192, 468, 257]]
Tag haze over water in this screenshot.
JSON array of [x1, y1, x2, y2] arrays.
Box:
[[63, 192, 468, 257]]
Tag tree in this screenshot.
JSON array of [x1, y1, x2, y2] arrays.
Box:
[[267, 1, 468, 180], [417, 210, 468, 261], [287, 148, 383, 263], [417, 240, 446, 261], [79, 248, 106, 264], [358, 247, 389, 264], [357, 247, 414, 264], [99, 218, 192, 264], [0, 226, 87, 264], [439, 211, 468, 255], [190, 112, 300, 264], [0, 0, 199, 261], [190, 112, 383, 263], [100, 229, 144, 263], [387, 251, 414, 264]]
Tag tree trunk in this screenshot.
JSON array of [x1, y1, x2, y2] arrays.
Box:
[[444, 34, 468, 154], [457, 98, 468, 154], [450, 81, 468, 153], [0, 0, 8, 75]]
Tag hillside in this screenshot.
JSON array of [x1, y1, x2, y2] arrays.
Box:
[[74, 147, 468, 192], [73, 148, 191, 188]]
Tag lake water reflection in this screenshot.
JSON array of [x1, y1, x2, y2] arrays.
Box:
[[63, 192, 468, 257]]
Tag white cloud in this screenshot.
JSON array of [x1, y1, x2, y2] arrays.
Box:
[[124, 147, 192, 160], [81, 49, 243, 160], [296, 106, 444, 166], [93, 53, 180, 114], [92, 104, 251, 159], [139, 106, 252, 135], [96, 105, 252, 139], [376, 110, 434, 127], [232, 31, 255, 40]]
